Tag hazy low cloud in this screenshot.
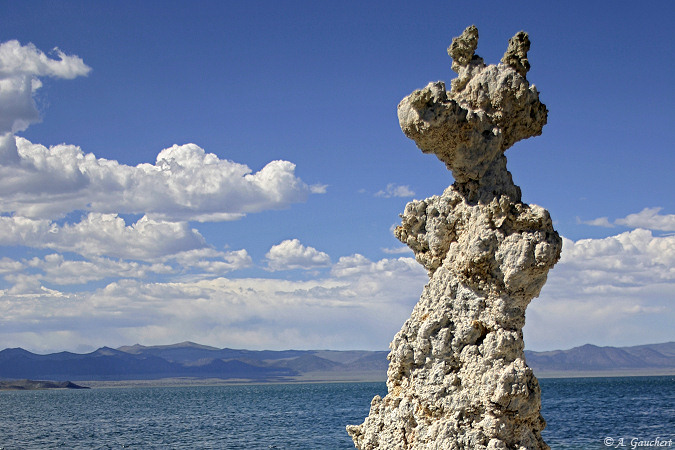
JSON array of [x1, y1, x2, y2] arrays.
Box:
[[0, 40, 91, 134], [0, 248, 251, 291], [582, 207, 675, 232], [0, 140, 320, 222], [381, 246, 412, 255], [3, 227, 674, 352], [0, 254, 427, 352], [375, 183, 415, 198], [578, 216, 614, 228], [265, 239, 331, 271]]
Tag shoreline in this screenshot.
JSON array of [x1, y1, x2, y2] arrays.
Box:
[[59, 370, 675, 390], [4, 369, 673, 391], [534, 368, 675, 379]]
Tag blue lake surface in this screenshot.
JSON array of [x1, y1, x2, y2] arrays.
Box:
[[0, 376, 673, 449]]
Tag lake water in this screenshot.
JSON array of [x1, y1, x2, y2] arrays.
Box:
[[0, 376, 673, 449]]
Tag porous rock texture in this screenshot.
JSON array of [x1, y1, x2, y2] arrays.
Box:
[[347, 26, 562, 450]]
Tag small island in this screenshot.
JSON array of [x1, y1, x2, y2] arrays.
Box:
[[0, 379, 89, 390]]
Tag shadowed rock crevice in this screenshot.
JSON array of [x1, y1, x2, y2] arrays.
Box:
[[347, 26, 561, 450]]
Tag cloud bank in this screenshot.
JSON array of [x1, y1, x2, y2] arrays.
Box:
[[526, 228, 675, 350], [0, 254, 427, 352]]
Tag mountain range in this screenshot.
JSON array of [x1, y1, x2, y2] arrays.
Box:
[[0, 342, 388, 384], [524, 341, 675, 376], [1, 341, 674, 384]]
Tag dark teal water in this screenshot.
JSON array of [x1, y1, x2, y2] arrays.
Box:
[[0, 377, 672, 449], [540, 376, 675, 449]]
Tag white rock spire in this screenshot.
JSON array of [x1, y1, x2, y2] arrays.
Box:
[[347, 26, 561, 450]]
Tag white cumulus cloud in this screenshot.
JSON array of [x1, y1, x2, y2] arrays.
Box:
[[0, 40, 321, 223], [525, 229, 675, 350], [0, 40, 91, 135], [265, 239, 331, 271], [559, 229, 675, 275], [0, 139, 318, 221], [0, 257, 24, 275], [0, 213, 208, 261], [615, 207, 675, 232]]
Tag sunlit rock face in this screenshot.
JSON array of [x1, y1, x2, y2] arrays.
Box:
[[347, 26, 562, 450]]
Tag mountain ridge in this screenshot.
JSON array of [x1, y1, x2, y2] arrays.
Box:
[[0, 342, 388, 383], [524, 341, 675, 375], [1, 341, 673, 383]]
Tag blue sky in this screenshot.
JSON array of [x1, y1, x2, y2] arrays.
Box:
[[1, 1, 673, 353]]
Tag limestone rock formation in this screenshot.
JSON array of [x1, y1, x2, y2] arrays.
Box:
[[347, 26, 562, 450]]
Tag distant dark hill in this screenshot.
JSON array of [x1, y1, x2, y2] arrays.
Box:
[[525, 342, 675, 375], [345, 352, 390, 372], [117, 341, 222, 363], [311, 350, 379, 365], [118, 341, 310, 365], [0, 346, 185, 381], [0, 379, 89, 390], [182, 358, 295, 379], [270, 354, 343, 372], [623, 341, 675, 358]]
